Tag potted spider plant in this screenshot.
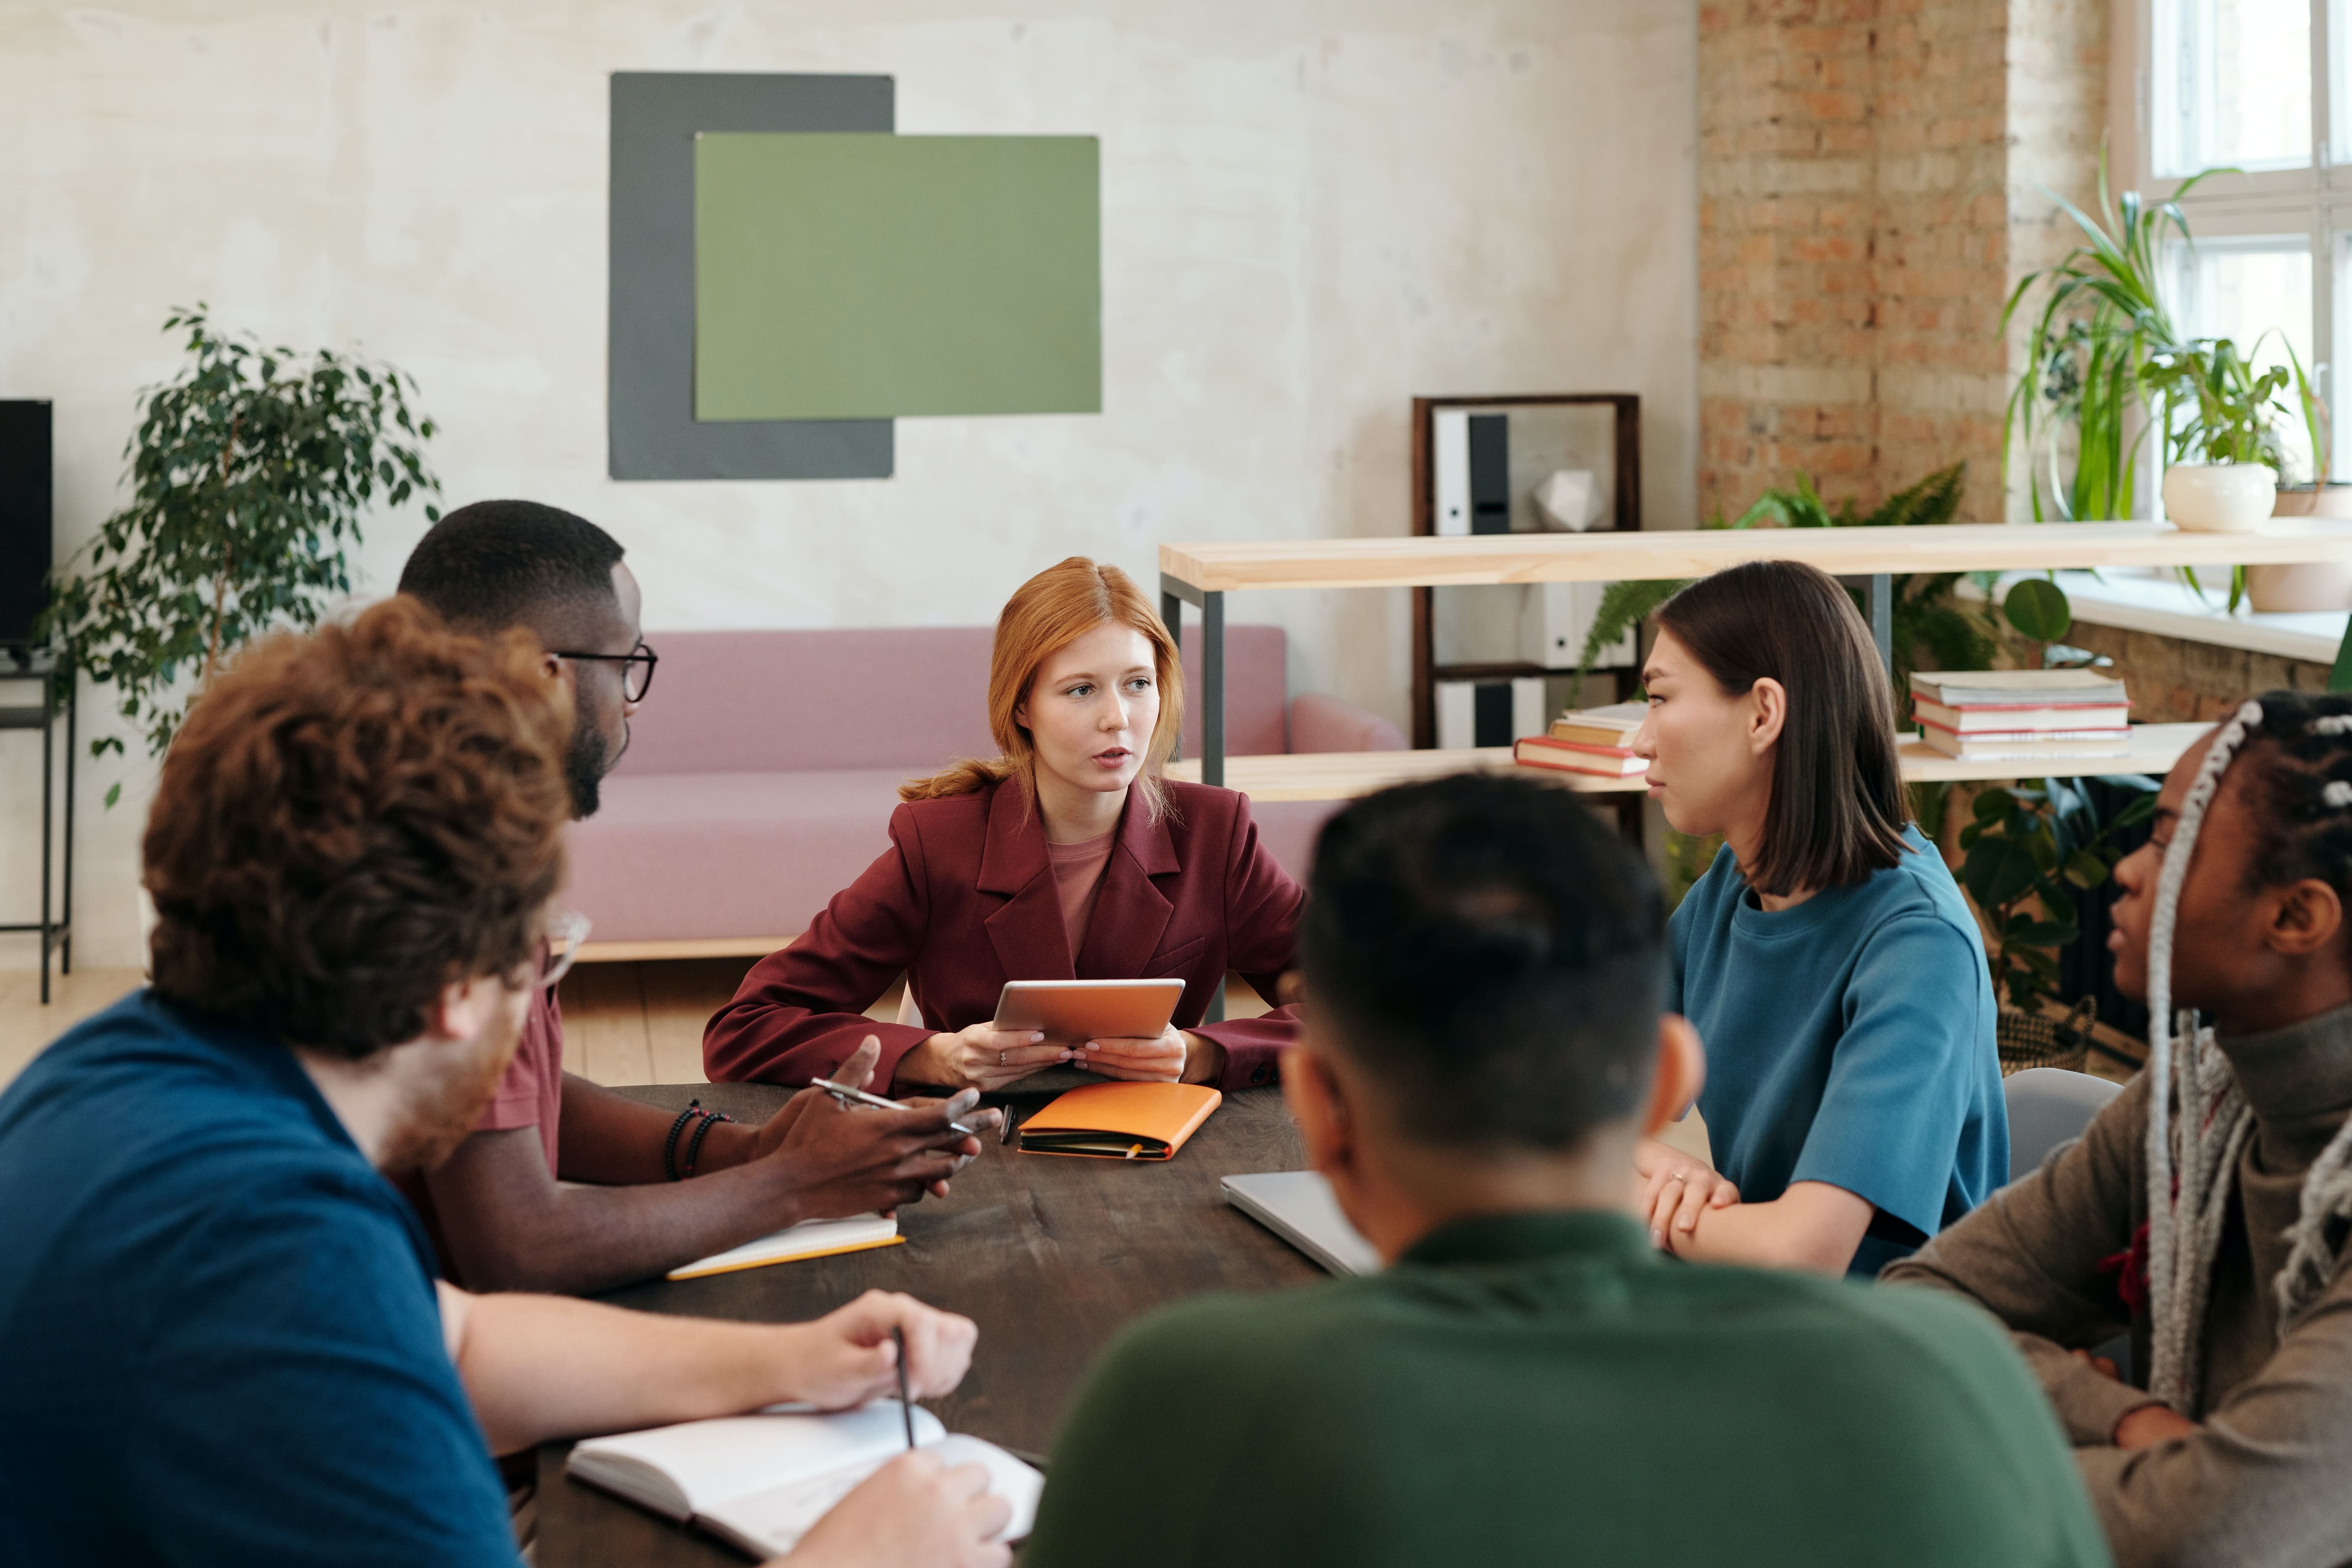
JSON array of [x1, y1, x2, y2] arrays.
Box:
[[2145, 335, 2292, 532]]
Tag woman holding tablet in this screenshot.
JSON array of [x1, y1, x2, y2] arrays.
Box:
[[1629, 560, 2006, 1277], [704, 557, 1303, 1095]]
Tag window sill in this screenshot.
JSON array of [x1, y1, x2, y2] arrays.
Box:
[[1956, 570, 2349, 665]]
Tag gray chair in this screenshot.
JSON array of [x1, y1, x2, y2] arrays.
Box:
[[2004, 1066, 2124, 1185], [2003, 1067, 2133, 1379]]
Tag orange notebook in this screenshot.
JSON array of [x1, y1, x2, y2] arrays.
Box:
[[1016, 1083, 1223, 1161]]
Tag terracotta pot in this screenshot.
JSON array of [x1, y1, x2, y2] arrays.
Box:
[[2271, 481, 2352, 519], [2163, 462, 2279, 531], [2253, 484, 2352, 609], [2246, 561, 2352, 611]]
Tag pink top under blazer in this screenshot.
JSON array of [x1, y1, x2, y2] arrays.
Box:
[[702, 777, 1303, 1093]]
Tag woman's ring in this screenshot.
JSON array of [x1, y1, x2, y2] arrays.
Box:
[[1666, 1173, 1687, 1185], [998, 1050, 1005, 1067]]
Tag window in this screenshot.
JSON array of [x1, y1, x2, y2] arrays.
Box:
[[2153, 0, 2313, 174], [2129, 0, 2341, 482]]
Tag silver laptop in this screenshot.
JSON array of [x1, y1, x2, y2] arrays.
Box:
[[1221, 1171, 1381, 1276]]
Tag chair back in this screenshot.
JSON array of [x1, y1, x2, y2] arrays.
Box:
[[2003, 1067, 2124, 1185]]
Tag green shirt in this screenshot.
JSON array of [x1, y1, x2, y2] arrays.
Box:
[[1022, 1210, 2111, 1568]]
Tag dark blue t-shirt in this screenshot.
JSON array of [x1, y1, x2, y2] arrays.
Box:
[[1669, 827, 2008, 1277], [0, 991, 518, 1567]]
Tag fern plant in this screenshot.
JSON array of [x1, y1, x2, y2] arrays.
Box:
[[1576, 461, 1996, 699]]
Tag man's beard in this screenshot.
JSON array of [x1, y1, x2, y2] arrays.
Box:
[[563, 680, 625, 819], [379, 1001, 530, 1174]]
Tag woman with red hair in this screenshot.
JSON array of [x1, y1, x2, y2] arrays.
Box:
[[704, 557, 1303, 1095]]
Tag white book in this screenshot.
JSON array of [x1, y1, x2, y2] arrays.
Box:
[[568, 1401, 1043, 1559], [668, 1213, 903, 1282]]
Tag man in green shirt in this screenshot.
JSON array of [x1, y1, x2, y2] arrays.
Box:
[[1021, 772, 2110, 1568]]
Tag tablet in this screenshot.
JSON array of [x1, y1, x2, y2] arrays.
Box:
[[992, 979, 1186, 1043]]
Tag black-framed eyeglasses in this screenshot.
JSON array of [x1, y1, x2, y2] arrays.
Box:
[[551, 640, 657, 702]]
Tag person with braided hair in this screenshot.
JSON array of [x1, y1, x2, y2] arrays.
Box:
[[1885, 687, 2352, 1568]]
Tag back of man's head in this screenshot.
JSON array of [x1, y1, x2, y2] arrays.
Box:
[[397, 499, 624, 641], [1299, 773, 1667, 1151], [144, 596, 572, 1059]]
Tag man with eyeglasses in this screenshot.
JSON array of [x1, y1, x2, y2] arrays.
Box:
[[394, 501, 996, 1294], [0, 599, 1013, 1568]]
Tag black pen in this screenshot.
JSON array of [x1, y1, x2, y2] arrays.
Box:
[[811, 1077, 976, 1139], [892, 1326, 916, 1450]]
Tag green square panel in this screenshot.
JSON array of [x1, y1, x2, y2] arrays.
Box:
[[694, 134, 1101, 421]]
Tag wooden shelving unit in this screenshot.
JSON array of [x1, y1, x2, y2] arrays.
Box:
[[1157, 518, 2352, 799]]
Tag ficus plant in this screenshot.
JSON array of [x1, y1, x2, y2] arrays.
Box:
[[1958, 775, 2158, 1011], [35, 308, 441, 804]]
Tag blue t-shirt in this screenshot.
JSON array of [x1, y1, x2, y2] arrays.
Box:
[[0, 991, 518, 1568], [1669, 827, 2007, 1277]]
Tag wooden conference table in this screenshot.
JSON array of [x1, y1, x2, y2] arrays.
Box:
[[534, 1079, 1318, 1568]]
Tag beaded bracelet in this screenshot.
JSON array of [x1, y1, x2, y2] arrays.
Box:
[[680, 1107, 734, 1179], [662, 1100, 704, 1183]]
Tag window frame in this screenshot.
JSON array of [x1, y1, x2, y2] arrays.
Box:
[[2117, 0, 2338, 475]]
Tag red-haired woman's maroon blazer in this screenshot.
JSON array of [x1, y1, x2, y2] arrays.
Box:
[[702, 778, 1303, 1093]]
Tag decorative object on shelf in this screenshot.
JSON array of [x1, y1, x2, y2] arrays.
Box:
[[1531, 469, 1602, 531], [34, 309, 441, 804], [1957, 773, 2158, 1015], [2002, 150, 2225, 522]]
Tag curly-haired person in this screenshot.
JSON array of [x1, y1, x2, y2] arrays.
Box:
[[1887, 689, 2352, 1568], [0, 599, 1014, 1568]]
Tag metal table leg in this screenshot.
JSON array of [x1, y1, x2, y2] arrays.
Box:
[[1867, 573, 1893, 673], [39, 670, 52, 1005]]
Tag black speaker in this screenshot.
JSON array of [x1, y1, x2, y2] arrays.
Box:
[[0, 400, 53, 652]]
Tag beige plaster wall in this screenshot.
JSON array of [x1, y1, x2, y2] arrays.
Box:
[[0, 0, 1699, 972]]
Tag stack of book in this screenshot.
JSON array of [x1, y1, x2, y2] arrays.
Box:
[[1909, 670, 2132, 762], [1512, 701, 1648, 778]]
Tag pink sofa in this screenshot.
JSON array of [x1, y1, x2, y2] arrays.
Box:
[[564, 626, 1403, 948]]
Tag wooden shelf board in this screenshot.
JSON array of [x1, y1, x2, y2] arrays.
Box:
[[1165, 722, 2213, 803], [1160, 520, 2352, 594]]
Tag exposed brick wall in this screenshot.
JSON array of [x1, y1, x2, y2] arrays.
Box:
[[1696, 0, 2105, 525], [2061, 623, 2334, 723]]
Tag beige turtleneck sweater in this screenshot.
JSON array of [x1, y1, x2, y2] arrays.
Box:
[[1883, 1005, 2352, 1568]]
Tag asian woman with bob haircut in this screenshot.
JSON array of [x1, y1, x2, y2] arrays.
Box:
[[704, 557, 1302, 1096], [1628, 559, 2007, 1278]]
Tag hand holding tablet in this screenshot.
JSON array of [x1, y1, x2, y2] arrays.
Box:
[[992, 979, 1195, 1085]]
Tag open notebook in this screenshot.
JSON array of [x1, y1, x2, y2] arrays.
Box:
[[568, 1401, 1043, 1558]]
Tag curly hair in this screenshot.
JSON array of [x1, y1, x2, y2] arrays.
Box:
[[144, 596, 572, 1060]]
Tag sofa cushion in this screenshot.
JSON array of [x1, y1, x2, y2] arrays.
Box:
[[568, 768, 1343, 946], [1176, 625, 1287, 758], [620, 624, 1295, 778], [565, 770, 910, 944], [615, 629, 999, 777]]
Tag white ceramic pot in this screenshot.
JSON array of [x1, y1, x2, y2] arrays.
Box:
[[2163, 462, 2279, 532]]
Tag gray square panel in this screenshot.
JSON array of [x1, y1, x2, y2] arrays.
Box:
[[609, 72, 895, 480]]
